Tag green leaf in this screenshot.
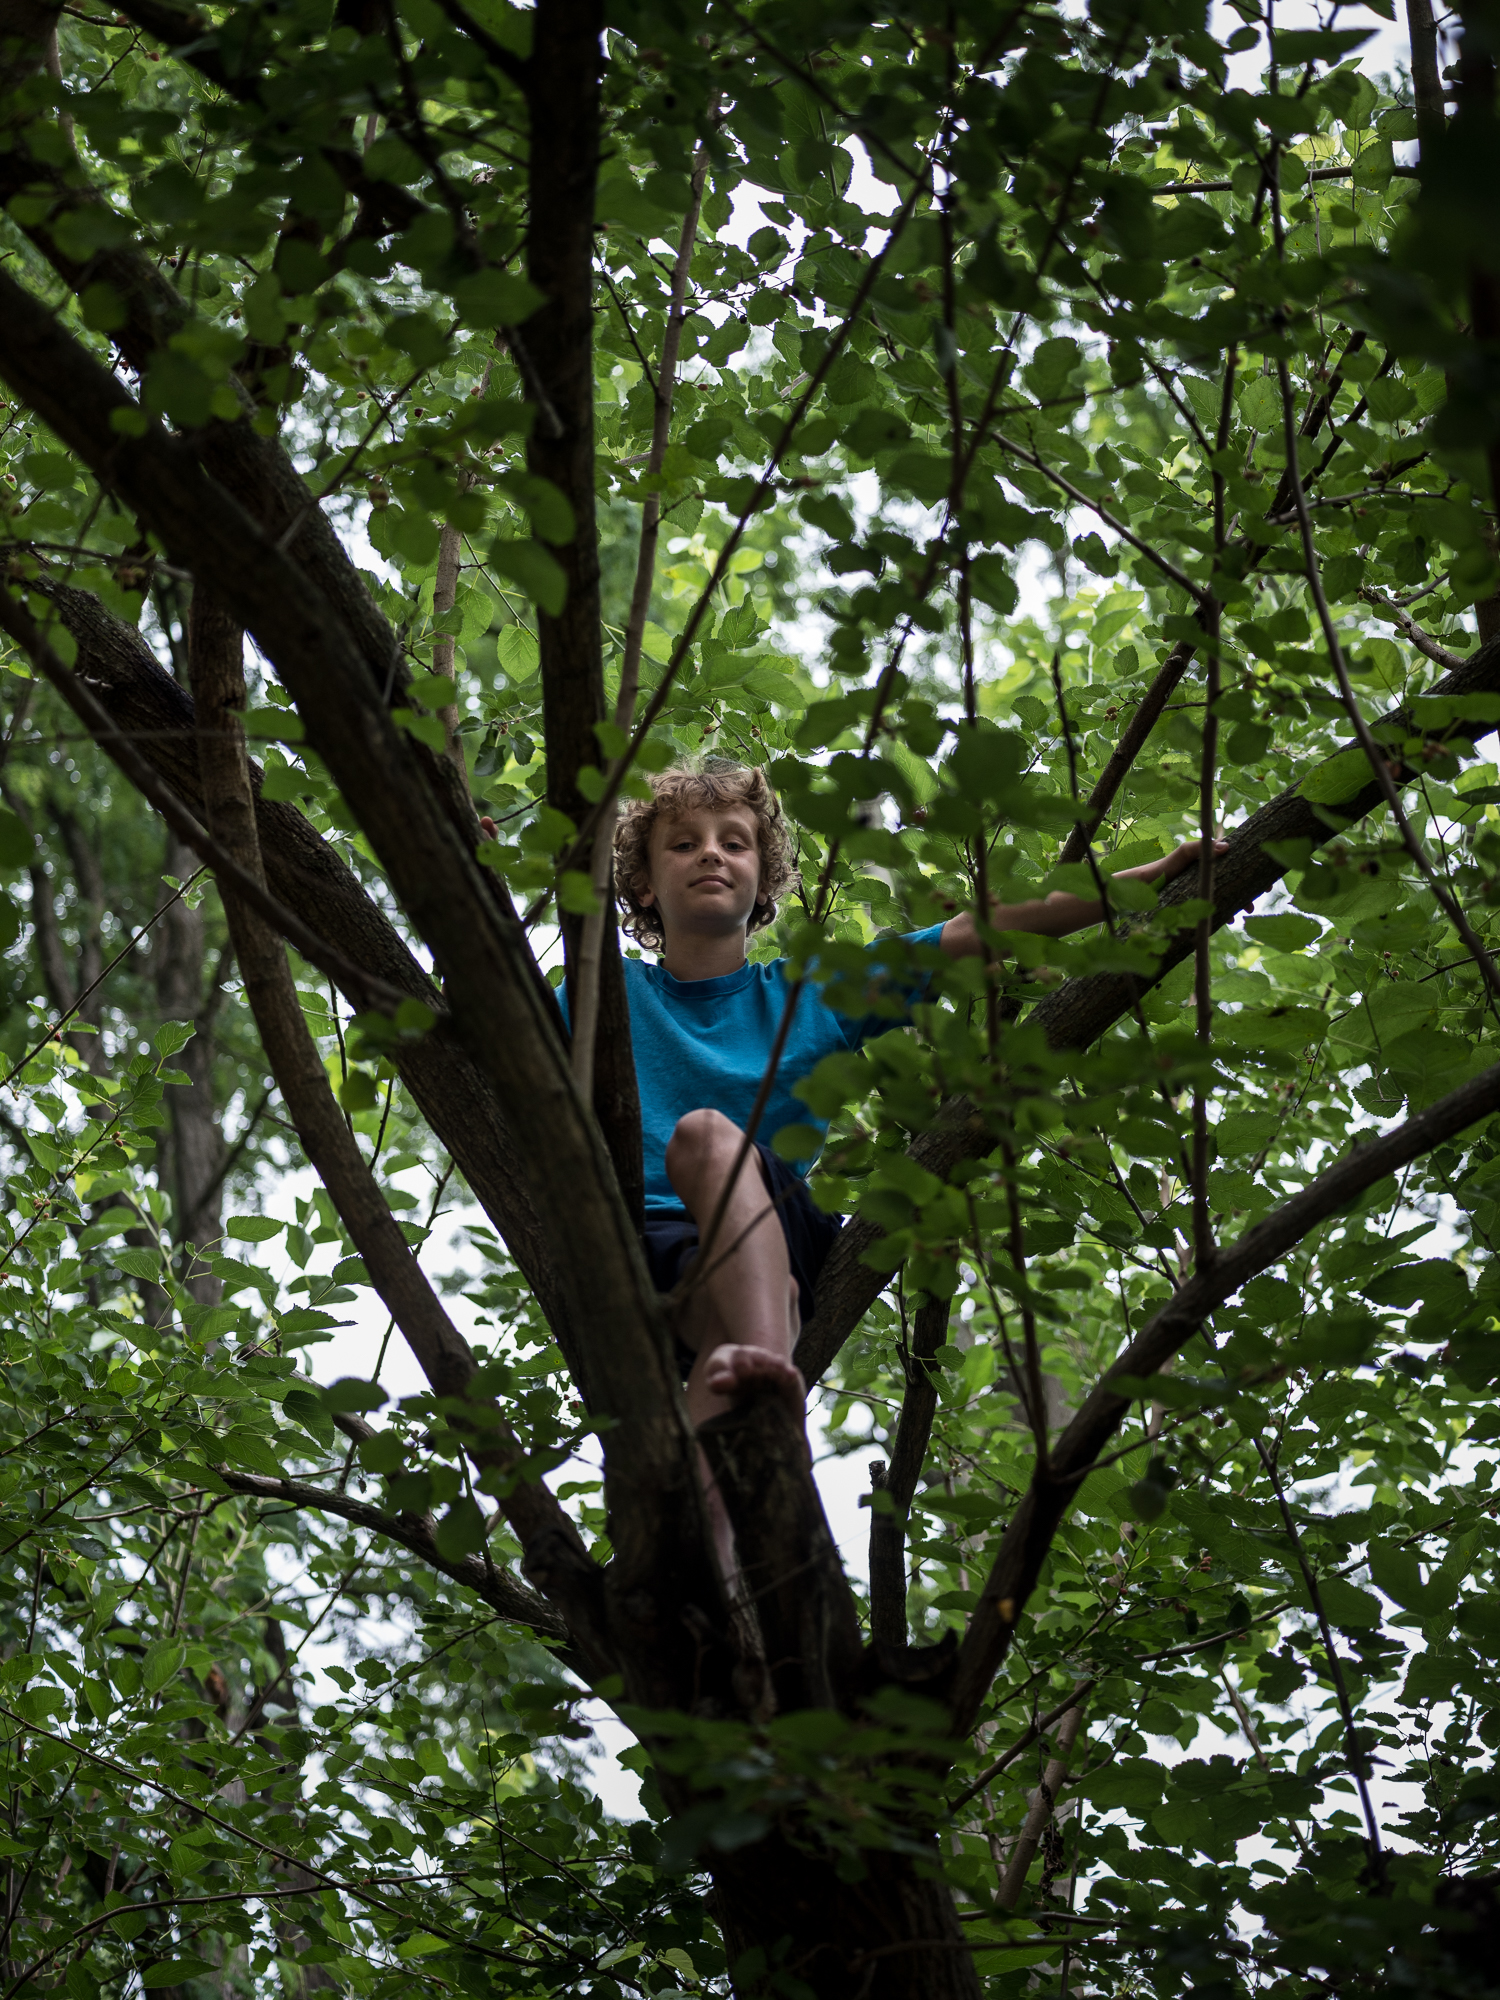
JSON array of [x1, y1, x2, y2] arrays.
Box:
[[227, 1216, 283, 1242], [1274, 25, 1376, 60], [143, 1962, 213, 1988], [452, 269, 546, 327], [1243, 914, 1322, 952], [558, 869, 600, 915], [339, 1069, 379, 1113], [1314, 1577, 1383, 1629], [321, 1378, 389, 1414], [218, 1426, 284, 1477], [488, 538, 567, 616], [114, 1248, 163, 1281], [358, 1430, 406, 1474], [497, 623, 539, 680], [142, 1641, 185, 1694], [0, 808, 31, 870], [396, 1933, 451, 1959], [433, 1497, 486, 1561], [1300, 746, 1373, 805]]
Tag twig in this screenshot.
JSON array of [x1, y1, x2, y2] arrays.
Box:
[[1193, 597, 1220, 1272], [1219, 1666, 1313, 1861], [0, 867, 204, 1090], [1274, 358, 1500, 1006], [950, 1680, 1095, 1815], [541, 165, 931, 898], [988, 429, 1207, 603], [1152, 164, 1418, 194], [1252, 1436, 1386, 1886]]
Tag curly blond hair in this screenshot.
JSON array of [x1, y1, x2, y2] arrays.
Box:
[[614, 758, 798, 952]]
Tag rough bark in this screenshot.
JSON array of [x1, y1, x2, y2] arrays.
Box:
[[186, 584, 613, 1664], [30, 577, 571, 1340], [797, 629, 1500, 1386], [0, 269, 731, 1712], [524, 0, 643, 1225], [709, 1840, 982, 2000], [700, 1387, 864, 1716]]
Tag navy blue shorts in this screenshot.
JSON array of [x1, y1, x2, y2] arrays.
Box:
[[642, 1142, 843, 1377]]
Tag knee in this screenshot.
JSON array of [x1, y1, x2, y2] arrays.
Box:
[[666, 1108, 741, 1181]]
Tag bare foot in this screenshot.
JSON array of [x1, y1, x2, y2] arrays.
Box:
[[701, 1343, 806, 1419]]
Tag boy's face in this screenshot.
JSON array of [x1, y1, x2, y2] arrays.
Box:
[[640, 804, 763, 943]]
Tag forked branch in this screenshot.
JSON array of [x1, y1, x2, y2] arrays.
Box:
[[948, 1048, 1500, 1734]]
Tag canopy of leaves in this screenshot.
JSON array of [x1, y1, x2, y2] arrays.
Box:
[[3, 0, 1500, 1993]]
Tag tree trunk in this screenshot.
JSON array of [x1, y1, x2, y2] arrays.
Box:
[[710, 1837, 981, 2000], [525, 0, 643, 1225]]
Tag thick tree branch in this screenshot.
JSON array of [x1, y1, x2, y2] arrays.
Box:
[[24, 575, 566, 1332], [0, 591, 419, 1016], [699, 1385, 865, 1715], [993, 1697, 1085, 1911], [797, 627, 1500, 1385], [947, 1050, 1500, 1735], [525, 0, 643, 1218], [186, 585, 611, 1664], [0, 67, 483, 881], [0, 266, 729, 1714]]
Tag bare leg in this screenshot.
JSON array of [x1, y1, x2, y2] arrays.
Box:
[[666, 1109, 806, 1426], [665, 1111, 807, 1586]]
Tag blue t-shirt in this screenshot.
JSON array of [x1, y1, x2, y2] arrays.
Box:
[[563, 926, 946, 1214]]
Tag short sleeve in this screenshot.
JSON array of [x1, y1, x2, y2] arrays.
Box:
[[817, 923, 948, 1046]]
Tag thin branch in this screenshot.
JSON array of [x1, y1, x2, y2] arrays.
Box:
[[1252, 1436, 1385, 1884], [1358, 585, 1466, 670], [949, 1679, 1095, 1815], [949, 1047, 1500, 1733], [544, 166, 930, 897], [1056, 643, 1195, 865], [869, 1295, 950, 1650], [1274, 357, 1500, 1007], [988, 429, 1208, 602], [0, 867, 204, 1090], [1152, 164, 1417, 193]]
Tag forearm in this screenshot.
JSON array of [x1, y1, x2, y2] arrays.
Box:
[[939, 842, 1214, 960], [940, 890, 1098, 957]]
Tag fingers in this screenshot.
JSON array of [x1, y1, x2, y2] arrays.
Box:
[[479, 815, 497, 839]]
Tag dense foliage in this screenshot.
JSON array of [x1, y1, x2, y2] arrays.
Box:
[[3, 0, 1500, 1991]]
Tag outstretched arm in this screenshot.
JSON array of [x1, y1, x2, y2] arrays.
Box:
[[940, 838, 1228, 959]]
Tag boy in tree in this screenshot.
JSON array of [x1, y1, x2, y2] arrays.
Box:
[[587, 759, 1220, 1439]]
